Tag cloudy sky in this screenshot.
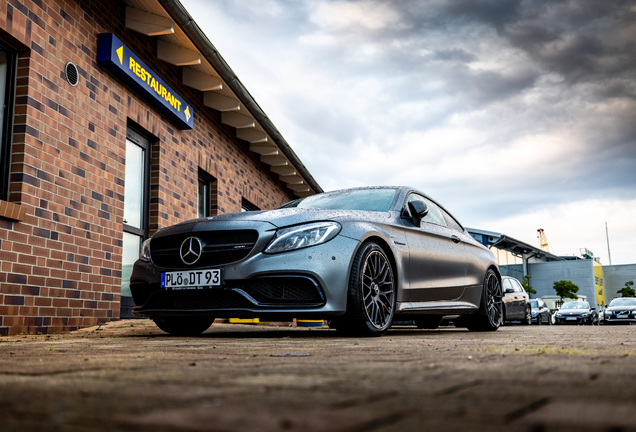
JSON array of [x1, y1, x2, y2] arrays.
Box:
[[181, 0, 636, 265]]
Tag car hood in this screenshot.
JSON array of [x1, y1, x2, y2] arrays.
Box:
[[153, 208, 393, 236]]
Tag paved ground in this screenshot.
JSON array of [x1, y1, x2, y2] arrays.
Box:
[[1, 320, 635, 432]]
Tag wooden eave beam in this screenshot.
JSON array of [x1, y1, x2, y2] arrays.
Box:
[[203, 92, 240, 111], [157, 40, 201, 66], [125, 6, 174, 36], [222, 112, 255, 128], [182, 68, 222, 91]]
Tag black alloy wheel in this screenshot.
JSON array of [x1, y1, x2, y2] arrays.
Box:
[[522, 306, 532, 325], [536, 314, 542, 325], [467, 269, 503, 332], [153, 316, 215, 336], [342, 242, 396, 337]]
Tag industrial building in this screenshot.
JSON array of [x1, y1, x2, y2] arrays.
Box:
[[0, 0, 321, 335], [468, 228, 635, 309]]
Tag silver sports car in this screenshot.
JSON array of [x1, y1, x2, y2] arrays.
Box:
[[130, 186, 503, 336]]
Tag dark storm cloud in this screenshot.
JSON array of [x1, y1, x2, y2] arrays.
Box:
[[385, 0, 636, 92]]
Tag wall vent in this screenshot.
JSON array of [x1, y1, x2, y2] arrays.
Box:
[[65, 62, 79, 86]]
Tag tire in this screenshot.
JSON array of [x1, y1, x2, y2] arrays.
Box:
[[340, 242, 396, 337], [536, 314, 542, 325], [521, 306, 532, 325], [466, 269, 503, 332], [414, 315, 443, 330], [153, 316, 214, 336]]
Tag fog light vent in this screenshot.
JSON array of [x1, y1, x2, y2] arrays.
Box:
[[65, 62, 79, 86]]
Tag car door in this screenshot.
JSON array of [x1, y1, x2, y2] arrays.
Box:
[[401, 193, 467, 302], [502, 278, 519, 319], [513, 279, 529, 318]]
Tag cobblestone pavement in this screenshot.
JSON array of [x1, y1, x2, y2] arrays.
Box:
[[1, 319, 635, 432]]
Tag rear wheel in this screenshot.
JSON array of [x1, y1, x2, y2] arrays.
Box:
[[521, 306, 532, 325], [466, 269, 503, 332], [153, 316, 214, 336], [340, 242, 395, 337]]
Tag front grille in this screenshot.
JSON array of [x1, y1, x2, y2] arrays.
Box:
[[136, 275, 326, 312], [233, 276, 325, 306], [150, 230, 259, 269]]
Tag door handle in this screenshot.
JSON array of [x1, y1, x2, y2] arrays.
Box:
[[451, 235, 461, 243]]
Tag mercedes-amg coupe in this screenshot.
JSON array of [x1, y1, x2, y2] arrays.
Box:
[[129, 186, 503, 336]]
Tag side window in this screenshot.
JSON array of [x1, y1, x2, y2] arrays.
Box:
[[405, 193, 446, 226], [502, 278, 513, 292], [440, 207, 464, 232], [513, 280, 524, 292]]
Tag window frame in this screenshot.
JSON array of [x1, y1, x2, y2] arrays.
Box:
[[123, 126, 151, 239], [241, 197, 259, 212], [0, 42, 17, 201], [198, 169, 216, 218]]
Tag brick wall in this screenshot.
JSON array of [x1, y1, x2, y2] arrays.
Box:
[[0, 0, 297, 335]]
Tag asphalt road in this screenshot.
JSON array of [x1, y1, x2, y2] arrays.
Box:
[[1, 320, 635, 432]]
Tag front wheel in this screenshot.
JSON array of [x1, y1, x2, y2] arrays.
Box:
[[340, 242, 396, 337], [153, 316, 214, 336], [466, 269, 503, 332]]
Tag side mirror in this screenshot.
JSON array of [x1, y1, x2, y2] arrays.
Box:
[[505, 288, 514, 294], [407, 200, 428, 227]]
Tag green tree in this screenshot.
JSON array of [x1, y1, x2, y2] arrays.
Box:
[[521, 275, 536, 294], [617, 281, 635, 297], [553, 280, 579, 301]]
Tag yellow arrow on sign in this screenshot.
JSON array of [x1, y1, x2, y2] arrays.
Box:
[[116, 46, 123, 65], [184, 106, 191, 122]]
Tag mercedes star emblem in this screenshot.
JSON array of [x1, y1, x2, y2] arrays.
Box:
[[180, 236, 202, 265]]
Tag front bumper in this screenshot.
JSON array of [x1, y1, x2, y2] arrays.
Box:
[[604, 316, 636, 324], [554, 315, 594, 325], [130, 233, 360, 319]]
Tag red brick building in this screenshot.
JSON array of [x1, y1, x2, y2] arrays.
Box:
[[0, 0, 321, 335]]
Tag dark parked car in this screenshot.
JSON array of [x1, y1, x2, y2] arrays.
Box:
[[502, 276, 531, 324], [554, 301, 598, 325], [530, 298, 552, 325], [130, 186, 504, 336], [603, 297, 636, 324]]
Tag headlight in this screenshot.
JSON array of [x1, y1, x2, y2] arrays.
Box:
[[139, 238, 152, 262], [264, 222, 341, 254], [632, 311, 636, 316], [581, 312, 590, 317]]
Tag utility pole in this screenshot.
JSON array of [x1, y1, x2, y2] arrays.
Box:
[[605, 221, 612, 265]]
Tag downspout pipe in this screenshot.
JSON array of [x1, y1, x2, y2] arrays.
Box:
[[158, 0, 323, 195]]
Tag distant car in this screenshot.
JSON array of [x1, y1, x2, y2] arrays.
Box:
[[502, 276, 531, 325], [603, 297, 636, 325], [530, 298, 552, 325], [554, 301, 598, 325]]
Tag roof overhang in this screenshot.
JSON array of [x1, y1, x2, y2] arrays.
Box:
[[466, 228, 564, 262], [120, 0, 322, 198]]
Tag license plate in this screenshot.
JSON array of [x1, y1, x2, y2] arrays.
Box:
[[161, 269, 223, 289], [566, 317, 577, 321], [618, 314, 628, 318]]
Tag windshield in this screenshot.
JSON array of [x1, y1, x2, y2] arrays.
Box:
[[280, 188, 398, 212], [609, 298, 636, 307], [561, 302, 589, 310], [530, 300, 539, 308]]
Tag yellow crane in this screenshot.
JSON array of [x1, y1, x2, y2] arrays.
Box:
[[537, 228, 550, 253]]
